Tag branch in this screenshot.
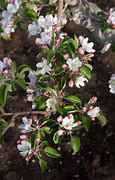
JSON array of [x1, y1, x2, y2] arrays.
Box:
[[57, 0, 64, 26], [0, 108, 50, 139]]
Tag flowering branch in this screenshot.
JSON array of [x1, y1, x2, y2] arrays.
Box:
[[0, 108, 49, 139]]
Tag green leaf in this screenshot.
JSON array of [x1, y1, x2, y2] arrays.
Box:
[[25, 9, 37, 20], [66, 96, 81, 104], [53, 132, 63, 144], [42, 127, 51, 134], [16, 79, 26, 90], [70, 136, 81, 155], [36, 131, 45, 138], [98, 112, 107, 126], [47, 49, 54, 64], [55, 104, 64, 115], [17, 65, 30, 73], [64, 105, 75, 111], [82, 116, 91, 131], [39, 157, 48, 172], [80, 67, 91, 79], [44, 146, 61, 158], [0, 86, 5, 106]]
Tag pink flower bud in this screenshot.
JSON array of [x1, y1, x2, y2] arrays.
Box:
[[44, 92, 49, 96], [61, 92, 65, 97], [74, 70, 79, 75], [32, 115, 38, 121], [68, 114, 74, 119], [56, 39, 61, 46], [91, 117, 96, 121], [91, 96, 97, 104], [78, 47, 85, 54], [7, 58, 13, 66], [57, 129, 64, 136], [82, 106, 87, 112], [89, 106, 94, 110], [68, 80, 74, 87], [36, 125, 40, 129], [25, 157, 31, 162], [82, 56, 88, 62], [20, 135, 27, 140], [17, 140, 21, 144], [62, 64, 68, 69], [57, 116, 63, 123], [63, 54, 69, 60], [35, 138, 41, 143], [88, 53, 94, 58], [27, 94, 35, 102], [76, 121, 82, 126], [3, 69, 9, 76], [112, 24, 115, 29], [56, 26, 61, 32]]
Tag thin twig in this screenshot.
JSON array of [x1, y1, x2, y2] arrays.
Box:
[[57, 0, 63, 24], [0, 110, 48, 139]]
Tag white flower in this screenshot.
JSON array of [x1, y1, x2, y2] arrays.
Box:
[[36, 58, 52, 75], [87, 107, 100, 118], [18, 117, 32, 133], [46, 98, 57, 112], [7, 0, 21, 14], [67, 57, 82, 72], [79, 36, 95, 53], [17, 140, 32, 157], [109, 74, 115, 94], [108, 8, 115, 25], [38, 14, 58, 29], [0, 57, 10, 74], [28, 70, 36, 84], [28, 22, 41, 36], [61, 115, 76, 130], [75, 75, 88, 88], [35, 28, 52, 45]]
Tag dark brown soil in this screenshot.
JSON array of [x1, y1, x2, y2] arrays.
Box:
[[0, 1, 115, 180]]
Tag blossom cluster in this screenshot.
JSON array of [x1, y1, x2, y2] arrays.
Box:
[[0, 57, 13, 79], [0, 0, 22, 38], [28, 14, 67, 46], [109, 74, 115, 94], [107, 8, 115, 29]]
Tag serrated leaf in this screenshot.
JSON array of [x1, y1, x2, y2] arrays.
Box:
[[53, 132, 63, 144], [80, 66, 91, 79], [16, 79, 26, 90], [39, 157, 48, 172], [82, 116, 91, 131], [66, 96, 81, 104], [44, 146, 61, 158], [70, 136, 81, 155], [98, 112, 107, 126]]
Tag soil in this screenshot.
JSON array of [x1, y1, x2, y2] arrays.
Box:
[[0, 1, 115, 180]]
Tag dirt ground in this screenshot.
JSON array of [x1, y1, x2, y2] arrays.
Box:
[[0, 1, 115, 180]]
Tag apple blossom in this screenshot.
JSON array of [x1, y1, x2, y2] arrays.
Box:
[[109, 74, 115, 94], [36, 58, 52, 75], [18, 117, 33, 133], [28, 22, 41, 36], [75, 75, 88, 88], [107, 8, 115, 27], [46, 98, 57, 112], [7, 0, 21, 14], [79, 36, 95, 53], [67, 57, 82, 72], [17, 140, 32, 157], [87, 107, 100, 118], [61, 115, 77, 131]]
